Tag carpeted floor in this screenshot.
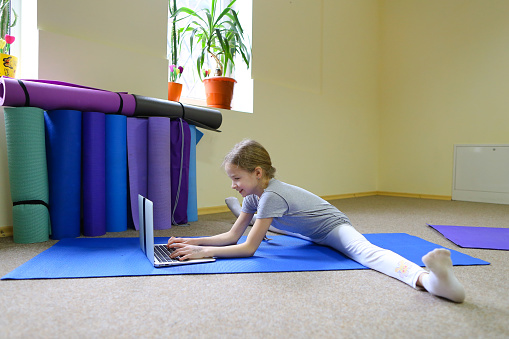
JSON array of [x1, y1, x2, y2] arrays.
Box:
[[1, 196, 508, 338]]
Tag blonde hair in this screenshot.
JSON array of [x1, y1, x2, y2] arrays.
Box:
[[223, 139, 276, 179]]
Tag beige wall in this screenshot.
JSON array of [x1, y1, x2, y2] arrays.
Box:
[[378, 0, 509, 196], [0, 0, 169, 227], [195, 0, 380, 208], [1, 0, 507, 227]]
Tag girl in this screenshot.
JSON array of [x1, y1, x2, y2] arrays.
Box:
[[167, 139, 465, 303]]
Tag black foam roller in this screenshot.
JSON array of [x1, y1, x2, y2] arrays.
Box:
[[133, 95, 222, 131]]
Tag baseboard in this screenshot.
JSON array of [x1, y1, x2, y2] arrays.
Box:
[[0, 226, 13, 237], [321, 191, 378, 201], [197, 205, 231, 216], [377, 191, 452, 201], [197, 191, 452, 216]]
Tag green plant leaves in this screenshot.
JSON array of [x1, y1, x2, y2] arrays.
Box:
[[180, 0, 251, 78]]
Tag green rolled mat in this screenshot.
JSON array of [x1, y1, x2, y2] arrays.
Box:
[[4, 107, 50, 243]]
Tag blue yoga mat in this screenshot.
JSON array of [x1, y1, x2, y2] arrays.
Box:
[[44, 110, 82, 239], [105, 114, 127, 232], [187, 125, 203, 223], [1, 234, 488, 280]]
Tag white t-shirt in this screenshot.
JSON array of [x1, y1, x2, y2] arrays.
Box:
[[241, 179, 351, 241]]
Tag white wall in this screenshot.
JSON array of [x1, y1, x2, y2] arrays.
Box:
[[9, 1, 505, 226], [36, 0, 168, 97], [0, 0, 169, 226], [378, 0, 509, 196], [195, 0, 381, 208]]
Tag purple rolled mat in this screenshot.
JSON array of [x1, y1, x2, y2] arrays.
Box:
[[147, 117, 172, 230], [171, 119, 191, 225], [0, 77, 135, 115], [82, 112, 106, 236], [126, 117, 148, 230], [127, 118, 192, 227]]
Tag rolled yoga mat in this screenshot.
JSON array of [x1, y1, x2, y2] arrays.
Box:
[[187, 125, 204, 223], [0, 77, 135, 115], [127, 117, 195, 228], [147, 117, 172, 230], [126, 117, 148, 230], [3, 107, 50, 243], [106, 114, 127, 232], [0, 77, 222, 131], [1, 234, 490, 280], [133, 95, 222, 131], [82, 111, 106, 236], [171, 119, 190, 225], [44, 110, 82, 239]]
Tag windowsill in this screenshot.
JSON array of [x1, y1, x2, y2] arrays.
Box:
[[180, 96, 253, 114]]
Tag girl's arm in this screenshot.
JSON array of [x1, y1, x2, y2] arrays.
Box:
[[198, 211, 254, 246], [167, 211, 253, 247], [169, 217, 273, 260]]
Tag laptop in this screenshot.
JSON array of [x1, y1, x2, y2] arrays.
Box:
[[138, 194, 216, 267]]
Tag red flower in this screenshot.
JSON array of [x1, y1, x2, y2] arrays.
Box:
[[4, 35, 15, 44]]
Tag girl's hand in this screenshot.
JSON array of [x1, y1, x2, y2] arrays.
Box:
[[168, 242, 209, 261], [167, 236, 197, 248]]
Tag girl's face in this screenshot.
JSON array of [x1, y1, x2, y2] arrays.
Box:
[[225, 163, 264, 197]]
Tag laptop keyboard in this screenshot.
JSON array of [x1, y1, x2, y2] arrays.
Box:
[[154, 245, 182, 263]]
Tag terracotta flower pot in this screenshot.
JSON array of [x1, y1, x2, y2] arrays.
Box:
[[168, 82, 183, 102], [0, 53, 17, 78], [203, 77, 237, 110]]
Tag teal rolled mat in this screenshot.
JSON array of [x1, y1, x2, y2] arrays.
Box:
[[4, 107, 50, 243]]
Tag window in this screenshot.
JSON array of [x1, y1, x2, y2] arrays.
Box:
[[9, 0, 38, 79], [168, 0, 253, 113]]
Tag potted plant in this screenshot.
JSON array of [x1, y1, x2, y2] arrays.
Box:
[[0, 0, 17, 78], [167, 0, 185, 101], [178, 0, 251, 109]]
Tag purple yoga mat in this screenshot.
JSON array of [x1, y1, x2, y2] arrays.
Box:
[[82, 112, 106, 236], [148, 117, 172, 230], [171, 119, 190, 225], [127, 117, 191, 228], [127, 118, 148, 230], [428, 224, 509, 250], [0, 77, 135, 115]]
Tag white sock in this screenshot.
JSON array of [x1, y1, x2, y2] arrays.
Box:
[[225, 197, 256, 225], [225, 197, 242, 217], [421, 248, 465, 303]]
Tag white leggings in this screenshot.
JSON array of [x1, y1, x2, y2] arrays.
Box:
[[269, 224, 427, 288]]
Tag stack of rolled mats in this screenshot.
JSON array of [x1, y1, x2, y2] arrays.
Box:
[[2, 77, 221, 243]]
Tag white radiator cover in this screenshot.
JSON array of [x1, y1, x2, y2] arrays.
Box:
[[452, 144, 509, 204]]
